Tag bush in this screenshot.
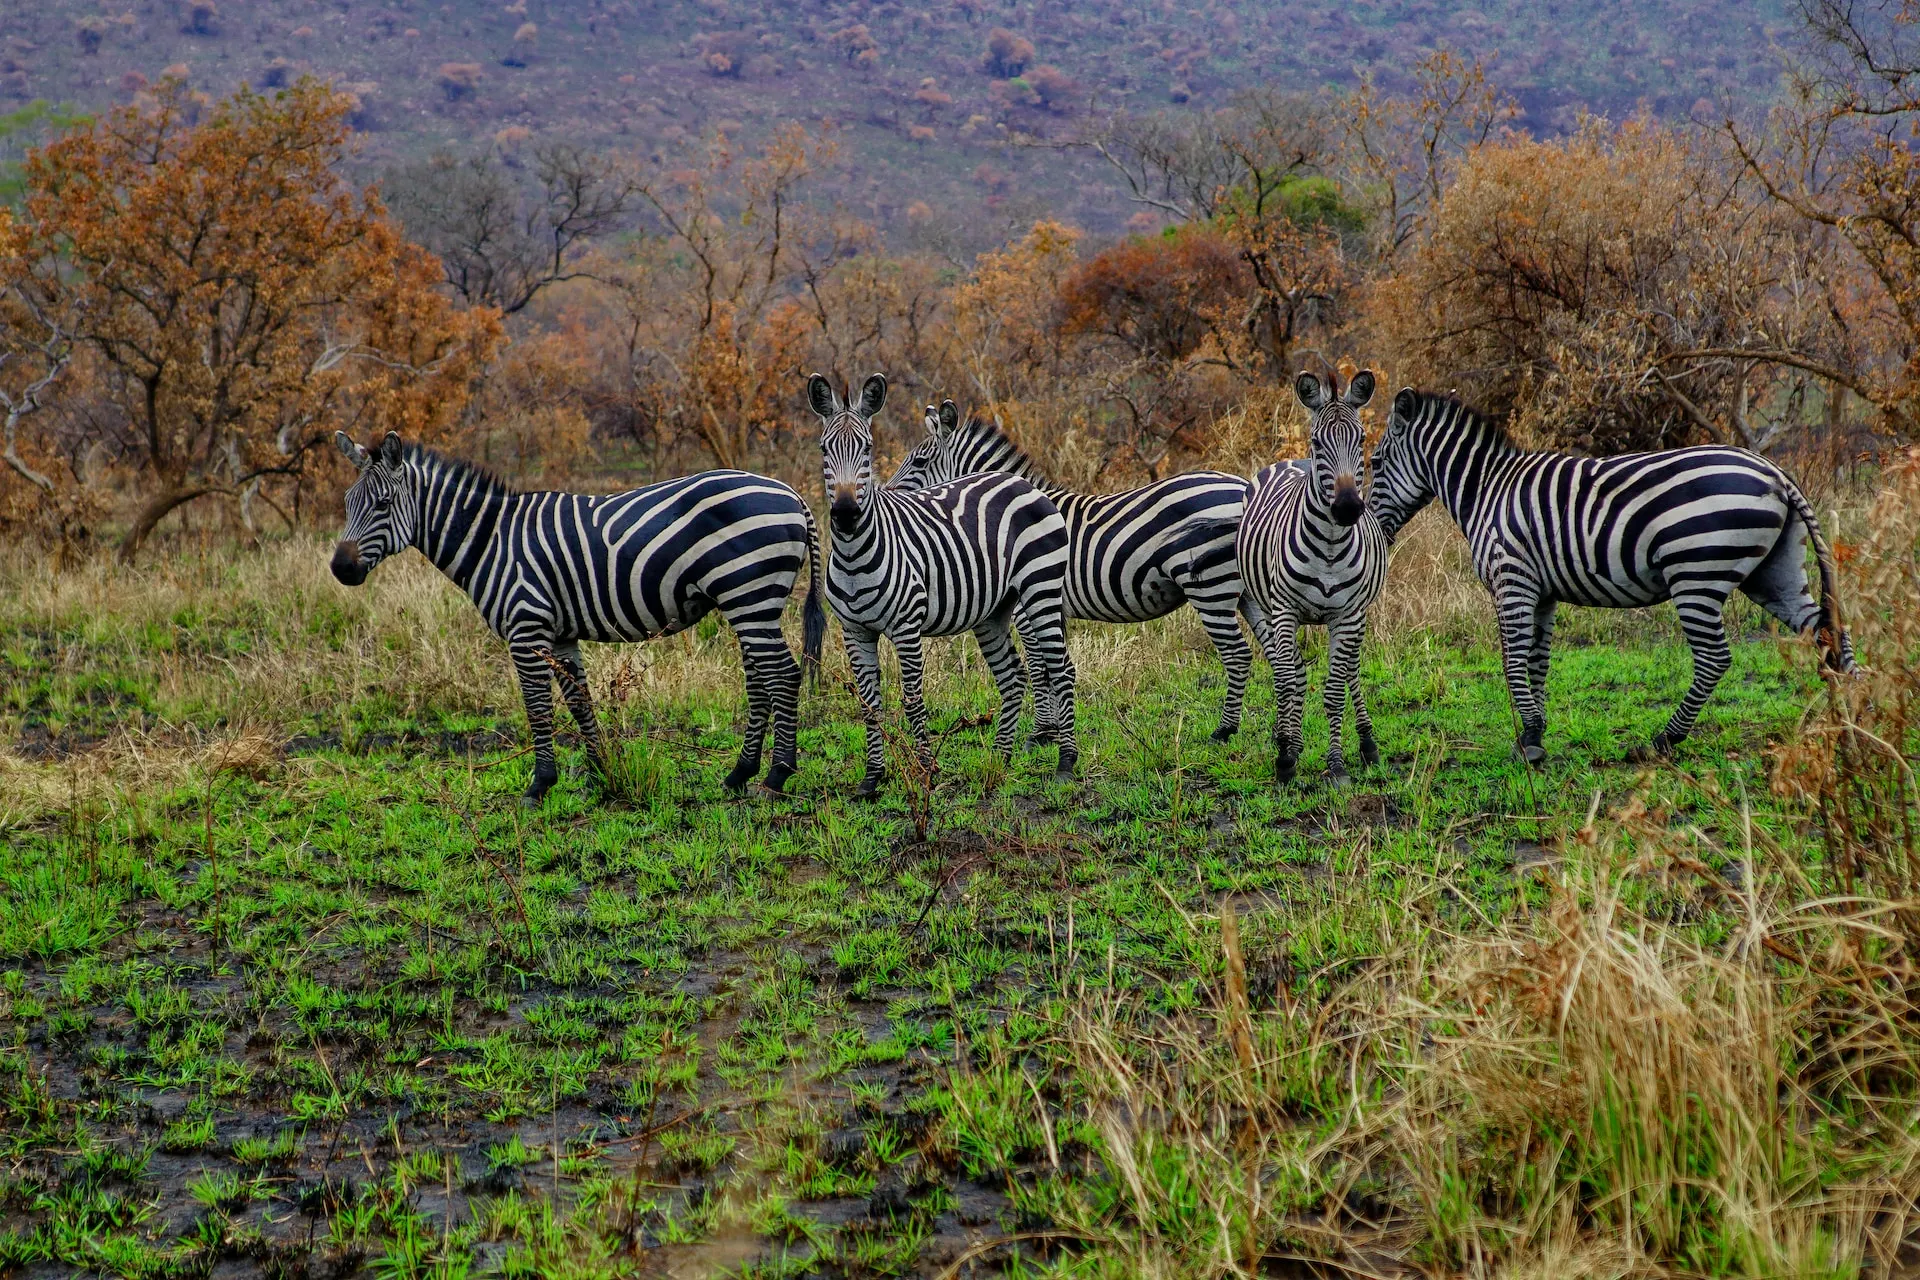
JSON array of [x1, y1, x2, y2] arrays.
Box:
[[1369, 118, 1848, 454], [437, 62, 482, 101], [984, 27, 1034, 77]]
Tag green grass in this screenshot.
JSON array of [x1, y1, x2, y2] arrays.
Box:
[[0, 537, 1833, 1278]]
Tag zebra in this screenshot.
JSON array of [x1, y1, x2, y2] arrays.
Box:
[[329, 431, 826, 802], [889, 399, 1269, 742], [811, 373, 1078, 797], [1369, 387, 1857, 764], [1236, 371, 1390, 784]]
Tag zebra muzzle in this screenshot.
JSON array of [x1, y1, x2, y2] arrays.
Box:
[[830, 488, 861, 530], [330, 540, 369, 586], [1332, 478, 1364, 527]]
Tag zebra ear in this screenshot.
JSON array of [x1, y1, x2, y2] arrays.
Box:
[[938, 400, 959, 436], [334, 430, 370, 471], [806, 374, 840, 420], [857, 373, 888, 419], [1294, 372, 1328, 411], [379, 432, 404, 466], [1344, 370, 1376, 408], [1393, 387, 1419, 422]]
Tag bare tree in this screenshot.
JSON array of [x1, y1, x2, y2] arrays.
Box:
[[387, 143, 638, 316]]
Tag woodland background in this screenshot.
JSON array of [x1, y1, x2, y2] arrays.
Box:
[[0, 0, 1912, 557]]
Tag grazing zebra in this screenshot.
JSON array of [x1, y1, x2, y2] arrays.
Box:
[[811, 373, 1078, 797], [329, 432, 826, 802], [890, 400, 1269, 742], [1236, 371, 1390, 784], [1370, 388, 1857, 763]]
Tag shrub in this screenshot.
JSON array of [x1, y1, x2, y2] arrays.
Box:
[[1369, 118, 1848, 454], [75, 18, 108, 55], [1056, 225, 1250, 363], [437, 62, 482, 101], [984, 27, 1033, 77], [1025, 64, 1075, 111]]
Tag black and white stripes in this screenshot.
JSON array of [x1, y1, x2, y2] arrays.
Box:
[[813, 374, 1077, 796], [890, 401, 1267, 740], [329, 431, 825, 802], [1237, 372, 1390, 783], [1369, 388, 1856, 762]]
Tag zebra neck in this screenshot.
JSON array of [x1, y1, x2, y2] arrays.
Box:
[[412, 462, 509, 589], [1429, 423, 1522, 537]]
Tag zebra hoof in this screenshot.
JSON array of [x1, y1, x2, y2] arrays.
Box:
[[1274, 755, 1297, 785], [1055, 747, 1078, 778], [1209, 724, 1237, 744], [760, 764, 795, 794], [722, 763, 759, 793], [852, 778, 883, 802], [1627, 739, 1674, 765], [1325, 768, 1351, 788], [1359, 738, 1380, 767], [522, 769, 557, 805], [1512, 743, 1547, 767]]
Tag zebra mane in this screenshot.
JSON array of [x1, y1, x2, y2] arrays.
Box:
[[950, 413, 1046, 483], [400, 438, 515, 495], [1404, 389, 1516, 451]]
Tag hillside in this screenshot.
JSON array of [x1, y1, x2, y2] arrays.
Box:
[[3, 0, 1795, 238]]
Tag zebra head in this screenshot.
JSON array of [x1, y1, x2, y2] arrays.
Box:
[[330, 430, 417, 586], [889, 399, 959, 490], [1295, 370, 1374, 527], [810, 372, 889, 533], [1369, 387, 1440, 540]]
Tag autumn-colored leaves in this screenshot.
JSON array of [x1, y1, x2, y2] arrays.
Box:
[[0, 78, 499, 557]]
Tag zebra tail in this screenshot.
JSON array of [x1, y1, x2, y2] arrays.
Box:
[[801, 506, 827, 689], [1778, 469, 1856, 674]]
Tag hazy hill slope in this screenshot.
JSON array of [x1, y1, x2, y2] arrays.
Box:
[[1, 0, 1795, 238]]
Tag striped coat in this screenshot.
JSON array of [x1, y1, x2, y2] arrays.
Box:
[[891, 401, 1268, 741], [812, 374, 1077, 796], [1237, 372, 1389, 783], [330, 431, 824, 801], [1370, 388, 1856, 761]]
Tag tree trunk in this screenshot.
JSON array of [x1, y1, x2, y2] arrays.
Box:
[[118, 484, 222, 563]]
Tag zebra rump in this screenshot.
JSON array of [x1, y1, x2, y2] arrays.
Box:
[[330, 430, 825, 802], [1370, 387, 1856, 763]]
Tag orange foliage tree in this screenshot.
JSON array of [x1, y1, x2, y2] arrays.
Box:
[[21, 78, 501, 559], [1370, 118, 1850, 454]]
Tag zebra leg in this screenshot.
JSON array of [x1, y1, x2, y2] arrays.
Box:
[[842, 623, 888, 800], [722, 644, 772, 793], [1495, 582, 1549, 765], [552, 643, 609, 780], [1640, 589, 1733, 759], [894, 630, 936, 776], [1323, 614, 1366, 786], [973, 609, 1028, 761], [1260, 608, 1305, 784], [1015, 609, 1056, 745], [1527, 599, 1557, 719], [753, 630, 805, 794], [510, 638, 561, 804], [1194, 599, 1254, 743], [1340, 613, 1380, 770], [1028, 604, 1079, 777]]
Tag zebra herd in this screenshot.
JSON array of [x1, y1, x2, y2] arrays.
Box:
[[329, 368, 1856, 804]]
